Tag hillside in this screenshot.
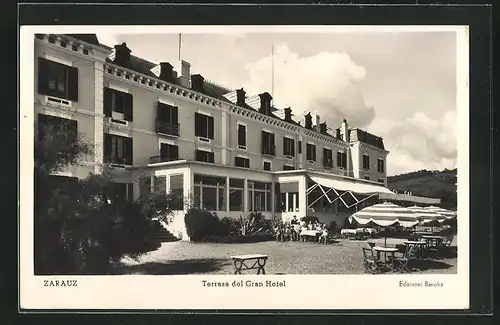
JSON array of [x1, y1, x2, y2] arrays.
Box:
[[387, 168, 457, 210]]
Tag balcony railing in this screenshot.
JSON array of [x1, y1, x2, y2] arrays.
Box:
[[149, 155, 179, 164], [156, 119, 180, 136]]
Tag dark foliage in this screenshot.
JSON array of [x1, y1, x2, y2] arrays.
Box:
[[199, 234, 275, 244], [300, 215, 320, 225], [184, 209, 222, 241], [34, 122, 173, 274]]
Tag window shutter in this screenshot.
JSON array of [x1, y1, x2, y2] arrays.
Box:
[[125, 137, 133, 165], [271, 133, 275, 155], [313, 146, 316, 161], [37, 58, 49, 95], [67, 66, 79, 101], [208, 152, 215, 163], [238, 125, 246, 146], [208, 116, 214, 139], [261, 131, 266, 153], [298, 141, 302, 154], [171, 106, 178, 124], [194, 113, 202, 137], [124, 93, 133, 121], [104, 133, 112, 162], [323, 149, 327, 166], [291, 139, 295, 156], [282, 138, 286, 155], [103, 88, 112, 117], [156, 102, 164, 120], [171, 145, 179, 160], [160, 143, 169, 158]]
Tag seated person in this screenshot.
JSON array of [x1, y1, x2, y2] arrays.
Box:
[[318, 225, 329, 244]]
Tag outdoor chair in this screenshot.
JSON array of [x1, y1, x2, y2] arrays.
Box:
[[394, 244, 416, 273], [362, 247, 388, 274]]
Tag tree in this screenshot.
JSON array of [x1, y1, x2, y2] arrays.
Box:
[[34, 121, 176, 274]]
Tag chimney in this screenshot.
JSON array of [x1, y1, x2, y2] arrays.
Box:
[[315, 114, 321, 131], [284, 107, 292, 121], [336, 128, 341, 139], [191, 74, 205, 92], [320, 122, 327, 134], [159, 62, 175, 82], [177, 60, 191, 88], [340, 118, 349, 142], [236, 88, 246, 106], [113, 43, 131, 66], [304, 113, 313, 129], [258, 92, 273, 115]]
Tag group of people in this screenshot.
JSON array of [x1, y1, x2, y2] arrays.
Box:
[[274, 215, 330, 244]]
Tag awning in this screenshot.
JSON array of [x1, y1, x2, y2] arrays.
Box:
[[309, 175, 393, 195], [378, 192, 441, 205]]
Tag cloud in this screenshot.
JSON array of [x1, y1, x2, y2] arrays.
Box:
[[369, 110, 457, 175], [242, 44, 375, 128]]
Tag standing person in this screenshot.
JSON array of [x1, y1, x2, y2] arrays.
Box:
[[319, 224, 329, 244]]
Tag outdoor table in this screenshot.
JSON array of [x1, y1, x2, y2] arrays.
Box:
[[373, 246, 398, 272], [230, 254, 268, 275], [300, 230, 320, 242], [404, 240, 427, 258]]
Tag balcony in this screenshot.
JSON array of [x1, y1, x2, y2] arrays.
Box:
[[149, 155, 179, 164], [156, 119, 180, 137]]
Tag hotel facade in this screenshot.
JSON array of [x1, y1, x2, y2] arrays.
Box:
[[33, 34, 439, 240]]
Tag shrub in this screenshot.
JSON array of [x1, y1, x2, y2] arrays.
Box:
[[184, 209, 221, 241], [219, 217, 240, 236], [200, 233, 275, 244]]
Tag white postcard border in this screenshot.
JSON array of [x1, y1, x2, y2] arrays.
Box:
[[19, 25, 469, 310]]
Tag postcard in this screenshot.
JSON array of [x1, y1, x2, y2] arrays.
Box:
[[19, 25, 469, 310]]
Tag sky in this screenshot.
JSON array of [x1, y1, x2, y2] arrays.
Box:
[[96, 29, 458, 176]]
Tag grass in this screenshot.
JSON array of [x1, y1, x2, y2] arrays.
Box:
[[116, 237, 457, 275]]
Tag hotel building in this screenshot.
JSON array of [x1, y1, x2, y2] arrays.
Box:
[[33, 33, 439, 240]]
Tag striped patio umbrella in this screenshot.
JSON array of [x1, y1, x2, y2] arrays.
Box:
[[423, 206, 457, 222], [408, 205, 445, 224], [349, 202, 420, 247]]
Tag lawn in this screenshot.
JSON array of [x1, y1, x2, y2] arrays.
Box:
[[116, 237, 457, 275]]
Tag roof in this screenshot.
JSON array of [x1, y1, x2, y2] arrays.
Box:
[[64, 34, 379, 145], [350, 129, 385, 150]]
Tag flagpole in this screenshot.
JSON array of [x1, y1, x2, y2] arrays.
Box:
[[271, 44, 275, 106], [178, 34, 182, 61]]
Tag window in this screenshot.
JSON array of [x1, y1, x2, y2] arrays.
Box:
[[261, 131, 275, 155], [263, 161, 271, 171], [156, 102, 179, 136], [37, 114, 77, 142], [248, 181, 272, 212], [229, 179, 244, 211], [194, 175, 226, 211], [298, 140, 302, 154], [195, 112, 214, 139], [168, 174, 184, 210], [337, 152, 347, 169], [377, 159, 385, 173], [104, 87, 133, 121], [235, 156, 250, 168], [306, 143, 316, 161], [38, 58, 78, 101], [364, 176, 370, 180], [283, 165, 295, 171], [160, 143, 179, 162], [323, 148, 333, 167], [195, 150, 214, 163], [237, 124, 246, 148], [283, 137, 295, 157], [104, 133, 133, 165], [378, 178, 384, 184], [363, 154, 370, 170]]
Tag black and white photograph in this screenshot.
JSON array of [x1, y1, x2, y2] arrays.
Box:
[[20, 24, 469, 310]]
